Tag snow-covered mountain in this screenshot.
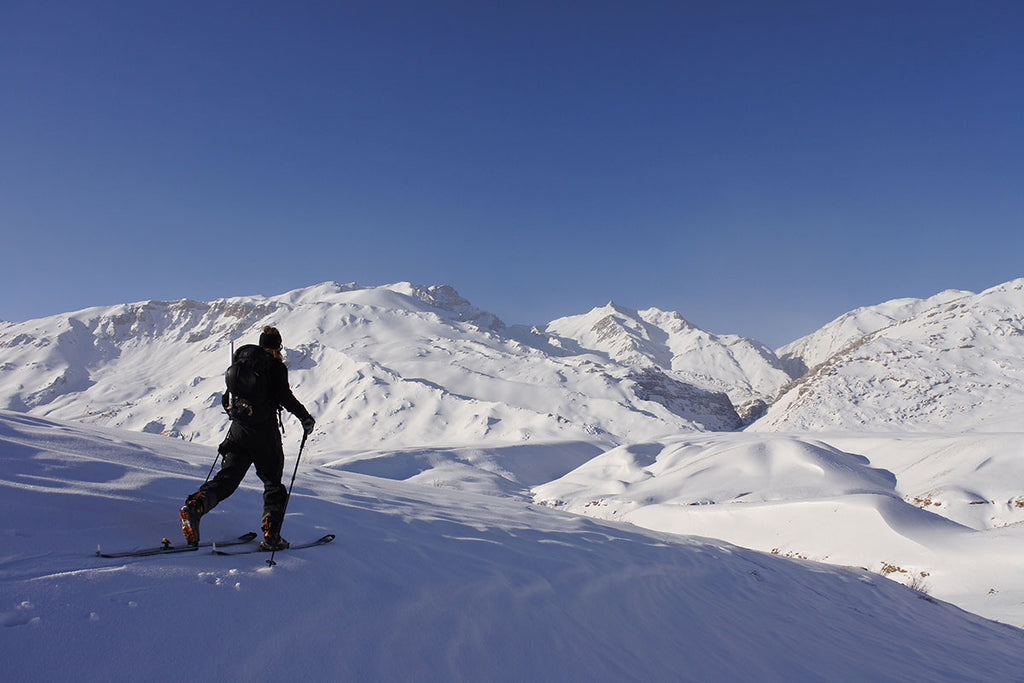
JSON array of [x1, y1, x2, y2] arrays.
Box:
[[0, 282, 753, 466], [545, 302, 793, 417], [751, 279, 1024, 432], [5, 278, 1024, 473], [776, 288, 970, 376]]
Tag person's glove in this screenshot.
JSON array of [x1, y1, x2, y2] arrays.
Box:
[[301, 416, 316, 436]]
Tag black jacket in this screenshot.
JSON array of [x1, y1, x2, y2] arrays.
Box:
[[267, 356, 313, 424]]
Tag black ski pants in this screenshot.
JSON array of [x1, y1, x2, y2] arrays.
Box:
[[199, 420, 287, 526]]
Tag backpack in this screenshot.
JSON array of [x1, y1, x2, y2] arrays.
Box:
[[224, 344, 276, 424]]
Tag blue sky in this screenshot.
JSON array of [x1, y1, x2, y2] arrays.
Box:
[[3, 1, 1022, 347]]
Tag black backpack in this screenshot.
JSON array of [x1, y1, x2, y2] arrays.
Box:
[[224, 344, 276, 424]]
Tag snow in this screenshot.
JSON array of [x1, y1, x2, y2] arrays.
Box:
[[5, 279, 1024, 678], [533, 431, 1024, 628], [0, 283, 749, 448], [776, 288, 970, 374], [3, 411, 1024, 681], [546, 302, 792, 407], [758, 279, 1024, 432]]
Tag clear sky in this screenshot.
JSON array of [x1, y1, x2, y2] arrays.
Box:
[[3, 1, 1022, 347]]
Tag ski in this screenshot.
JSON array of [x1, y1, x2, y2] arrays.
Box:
[[96, 532, 258, 558], [212, 533, 335, 557]]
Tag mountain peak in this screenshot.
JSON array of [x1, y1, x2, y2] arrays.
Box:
[[595, 301, 640, 319], [546, 302, 792, 406]]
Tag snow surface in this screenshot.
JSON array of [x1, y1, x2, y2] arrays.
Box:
[[3, 411, 1024, 681], [533, 431, 1024, 628]]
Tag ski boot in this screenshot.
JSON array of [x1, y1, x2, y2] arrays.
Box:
[[179, 493, 208, 546], [260, 513, 289, 551]]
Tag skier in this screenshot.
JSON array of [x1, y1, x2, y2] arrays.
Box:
[[180, 326, 315, 550]]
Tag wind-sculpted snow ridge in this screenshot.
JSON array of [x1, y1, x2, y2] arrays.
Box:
[[752, 278, 1024, 432], [5, 411, 1024, 681]]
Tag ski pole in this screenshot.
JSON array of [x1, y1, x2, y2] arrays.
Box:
[[202, 451, 223, 485], [267, 431, 308, 567]]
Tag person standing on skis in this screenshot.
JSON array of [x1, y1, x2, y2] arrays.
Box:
[[180, 326, 315, 550]]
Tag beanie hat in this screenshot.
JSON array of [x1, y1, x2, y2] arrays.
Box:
[[259, 326, 282, 350]]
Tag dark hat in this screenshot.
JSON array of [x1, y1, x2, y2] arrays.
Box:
[[259, 326, 282, 350]]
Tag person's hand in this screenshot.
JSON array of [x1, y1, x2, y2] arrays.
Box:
[[301, 416, 316, 436]]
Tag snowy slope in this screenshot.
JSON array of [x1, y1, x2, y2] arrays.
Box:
[[752, 279, 1024, 432], [776, 288, 969, 375], [4, 411, 1024, 681]]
